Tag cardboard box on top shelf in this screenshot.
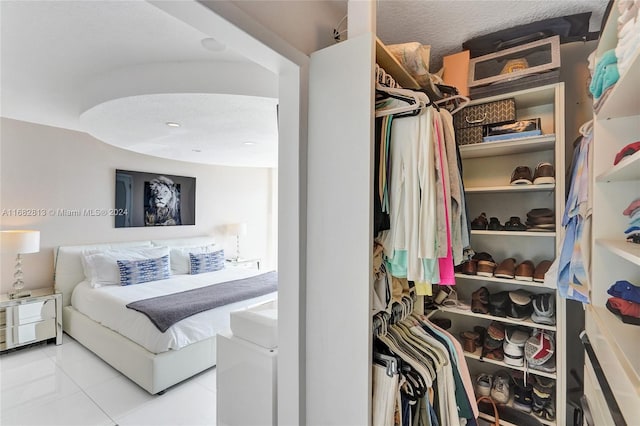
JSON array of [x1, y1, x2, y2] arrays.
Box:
[[443, 50, 470, 97]]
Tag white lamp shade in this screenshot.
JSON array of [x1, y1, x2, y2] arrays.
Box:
[[1, 230, 40, 254], [227, 222, 247, 236]]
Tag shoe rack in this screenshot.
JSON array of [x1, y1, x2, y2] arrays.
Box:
[[430, 83, 566, 426], [582, 3, 640, 423]]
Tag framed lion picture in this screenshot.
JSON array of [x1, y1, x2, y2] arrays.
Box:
[[115, 169, 196, 228]]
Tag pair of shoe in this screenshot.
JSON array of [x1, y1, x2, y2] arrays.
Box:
[[475, 370, 512, 404], [526, 208, 555, 231], [510, 163, 555, 185], [471, 215, 527, 231], [503, 327, 530, 366], [531, 376, 556, 421], [471, 286, 530, 319], [512, 375, 534, 413], [459, 252, 496, 277], [504, 216, 528, 231], [524, 330, 556, 372], [482, 321, 505, 361], [494, 258, 551, 282], [531, 293, 556, 325], [494, 258, 527, 279]]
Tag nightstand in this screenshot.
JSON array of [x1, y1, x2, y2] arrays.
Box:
[[226, 258, 261, 270], [0, 288, 62, 352]]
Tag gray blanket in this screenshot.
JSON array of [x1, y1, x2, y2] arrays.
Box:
[[126, 271, 278, 332]]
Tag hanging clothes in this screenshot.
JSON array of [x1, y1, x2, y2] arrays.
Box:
[[372, 313, 479, 426], [548, 123, 593, 302], [380, 103, 439, 284], [374, 116, 392, 236]]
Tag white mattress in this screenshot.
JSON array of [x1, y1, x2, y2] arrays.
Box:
[[71, 267, 277, 354]]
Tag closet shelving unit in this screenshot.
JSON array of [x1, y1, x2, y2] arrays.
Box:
[[430, 83, 566, 426], [583, 3, 640, 423]]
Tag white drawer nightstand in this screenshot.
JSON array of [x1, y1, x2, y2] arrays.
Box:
[[0, 288, 62, 352], [226, 258, 261, 270]]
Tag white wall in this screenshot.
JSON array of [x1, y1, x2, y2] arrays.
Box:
[[0, 117, 275, 294], [229, 0, 347, 55]]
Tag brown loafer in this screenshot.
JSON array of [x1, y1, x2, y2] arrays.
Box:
[[533, 260, 553, 282], [477, 260, 496, 277], [462, 259, 478, 275], [515, 260, 535, 281], [510, 166, 533, 185], [495, 258, 517, 279], [533, 162, 555, 185]]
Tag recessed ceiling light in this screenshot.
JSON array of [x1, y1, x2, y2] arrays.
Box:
[[243, 141, 256, 146], [201, 37, 226, 53], [166, 122, 180, 128]]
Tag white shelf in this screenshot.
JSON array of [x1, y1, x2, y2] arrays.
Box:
[[465, 347, 557, 379], [596, 150, 640, 183], [465, 184, 555, 193], [471, 230, 556, 237], [597, 239, 640, 266], [375, 37, 421, 89], [585, 305, 640, 418], [456, 82, 565, 424], [596, 48, 640, 120], [435, 305, 557, 331], [454, 273, 553, 289], [459, 134, 556, 159]]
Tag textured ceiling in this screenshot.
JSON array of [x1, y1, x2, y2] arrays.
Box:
[[0, 1, 278, 167], [377, 0, 609, 71]]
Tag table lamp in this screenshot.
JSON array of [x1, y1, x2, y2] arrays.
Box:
[[1, 230, 40, 299], [227, 222, 247, 261]]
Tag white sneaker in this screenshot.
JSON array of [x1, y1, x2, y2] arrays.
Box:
[[491, 371, 512, 404], [475, 373, 492, 397]]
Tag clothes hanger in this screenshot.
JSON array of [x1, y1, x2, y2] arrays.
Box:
[[375, 85, 427, 118], [375, 63, 431, 118], [435, 94, 471, 115], [579, 119, 594, 136]]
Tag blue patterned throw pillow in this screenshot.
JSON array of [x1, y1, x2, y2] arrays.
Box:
[[189, 249, 225, 274], [117, 255, 170, 286]]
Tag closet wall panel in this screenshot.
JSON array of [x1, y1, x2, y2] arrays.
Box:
[[306, 33, 375, 425]]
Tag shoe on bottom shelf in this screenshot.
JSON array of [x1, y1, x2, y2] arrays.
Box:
[[531, 376, 555, 421], [475, 373, 492, 397], [532, 386, 555, 421], [513, 378, 533, 413], [490, 370, 512, 404]]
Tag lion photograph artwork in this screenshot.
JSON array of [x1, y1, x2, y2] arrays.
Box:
[[144, 176, 181, 226], [115, 169, 196, 228]]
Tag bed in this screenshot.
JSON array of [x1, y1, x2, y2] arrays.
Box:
[[54, 236, 277, 394]]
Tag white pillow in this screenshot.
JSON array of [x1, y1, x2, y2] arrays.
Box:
[[170, 244, 218, 274], [81, 246, 170, 287]]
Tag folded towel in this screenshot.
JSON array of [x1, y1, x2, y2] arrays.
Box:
[[618, 3, 639, 29], [589, 49, 619, 99]]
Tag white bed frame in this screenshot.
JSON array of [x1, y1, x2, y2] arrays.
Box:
[[54, 236, 220, 394]]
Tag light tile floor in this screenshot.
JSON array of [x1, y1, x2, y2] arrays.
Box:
[[0, 334, 217, 426]]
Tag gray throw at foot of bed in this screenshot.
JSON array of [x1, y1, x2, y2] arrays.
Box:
[[126, 271, 278, 332]]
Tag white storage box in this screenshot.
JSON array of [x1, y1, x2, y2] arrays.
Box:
[[229, 299, 278, 349]]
